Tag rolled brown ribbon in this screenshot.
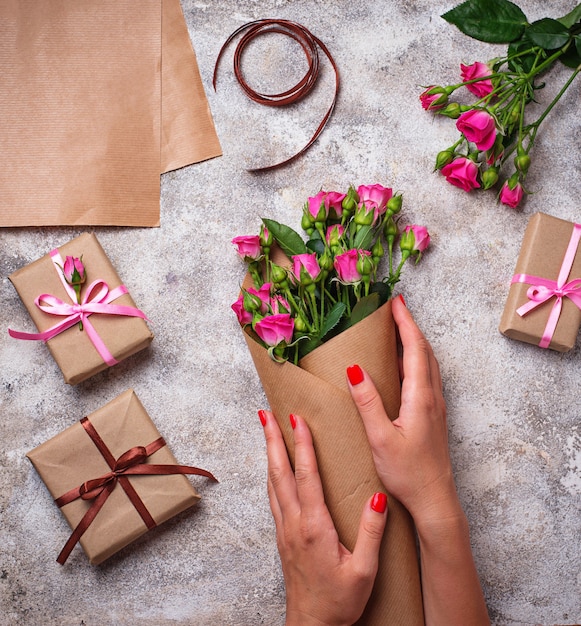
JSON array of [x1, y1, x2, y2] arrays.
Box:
[[55, 416, 217, 564], [213, 19, 340, 172]]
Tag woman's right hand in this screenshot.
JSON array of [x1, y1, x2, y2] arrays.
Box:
[[346, 295, 490, 625], [346, 294, 461, 529]]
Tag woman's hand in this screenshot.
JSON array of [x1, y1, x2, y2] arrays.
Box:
[[346, 295, 490, 625], [259, 409, 388, 626], [346, 294, 460, 529]]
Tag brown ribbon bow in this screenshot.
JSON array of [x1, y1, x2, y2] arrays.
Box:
[[55, 416, 217, 564]]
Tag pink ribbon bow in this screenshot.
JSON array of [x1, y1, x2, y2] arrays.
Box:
[[9, 249, 148, 366], [512, 223, 581, 349]]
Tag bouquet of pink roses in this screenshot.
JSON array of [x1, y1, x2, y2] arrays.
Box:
[[232, 184, 429, 363], [232, 185, 429, 625], [421, 0, 581, 209]]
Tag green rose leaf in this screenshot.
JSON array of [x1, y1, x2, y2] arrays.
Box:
[[353, 224, 374, 250], [441, 0, 527, 44], [557, 4, 581, 29], [559, 34, 581, 67], [349, 293, 381, 327], [306, 237, 325, 255], [526, 18, 571, 50], [299, 301, 347, 357], [262, 218, 307, 257]]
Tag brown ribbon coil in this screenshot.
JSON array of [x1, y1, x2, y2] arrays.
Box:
[[213, 19, 340, 172], [55, 416, 217, 564]]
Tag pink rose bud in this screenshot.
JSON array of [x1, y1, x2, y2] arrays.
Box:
[[357, 184, 393, 220], [441, 157, 481, 192], [456, 109, 497, 151], [306, 191, 329, 222], [232, 235, 263, 261], [404, 225, 430, 254], [419, 86, 448, 111], [334, 249, 370, 284], [231, 293, 253, 325], [499, 176, 524, 209], [291, 253, 322, 284], [326, 223, 344, 247], [254, 313, 295, 347], [62, 255, 85, 286], [325, 191, 347, 219], [460, 62, 494, 98]]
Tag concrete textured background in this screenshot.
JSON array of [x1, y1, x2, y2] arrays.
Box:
[[1, 1, 580, 624]]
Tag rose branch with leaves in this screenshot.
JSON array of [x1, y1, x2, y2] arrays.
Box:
[[420, 0, 581, 208], [232, 185, 430, 363]]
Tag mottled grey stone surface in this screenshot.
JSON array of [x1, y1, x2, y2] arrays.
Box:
[[1, 1, 580, 624]]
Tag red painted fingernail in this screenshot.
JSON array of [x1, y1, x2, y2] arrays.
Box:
[[398, 293, 406, 307], [371, 492, 388, 514], [258, 410, 267, 427], [289, 414, 298, 430], [346, 364, 364, 386]]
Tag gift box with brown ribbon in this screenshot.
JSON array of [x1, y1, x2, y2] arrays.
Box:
[[27, 389, 217, 565], [499, 212, 581, 352], [9, 232, 154, 384]]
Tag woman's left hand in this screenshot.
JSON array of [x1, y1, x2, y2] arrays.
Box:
[[259, 409, 388, 626]]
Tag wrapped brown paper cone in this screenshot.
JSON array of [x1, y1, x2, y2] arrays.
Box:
[[244, 301, 424, 626]]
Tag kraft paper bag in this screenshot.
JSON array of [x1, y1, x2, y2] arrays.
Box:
[[0, 0, 221, 227], [244, 301, 424, 626]]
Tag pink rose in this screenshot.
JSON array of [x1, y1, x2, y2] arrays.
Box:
[[292, 253, 321, 283], [231, 293, 252, 325], [254, 314, 294, 347], [325, 191, 346, 218], [232, 235, 262, 261], [307, 190, 346, 221], [326, 223, 344, 246], [441, 157, 481, 192], [334, 249, 370, 284], [460, 62, 494, 98], [405, 225, 430, 253], [270, 293, 291, 315], [419, 86, 447, 111], [499, 180, 524, 209], [62, 256, 85, 285], [357, 184, 393, 220], [456, 109, 496, 151]]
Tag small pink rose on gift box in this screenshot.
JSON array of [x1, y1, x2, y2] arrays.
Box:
[[254, 313, 294, 348]]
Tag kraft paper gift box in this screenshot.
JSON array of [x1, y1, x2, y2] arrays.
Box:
[[27, 389, 216, 565], [244, 301, 424, 626], [499, 212, 581, 352], [9, 232, 154, 384]]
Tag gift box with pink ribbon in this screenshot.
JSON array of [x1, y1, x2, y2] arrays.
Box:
[[499, 212, 581, 352], [8, 232, 154, 384], [27, 389, 217, 565]]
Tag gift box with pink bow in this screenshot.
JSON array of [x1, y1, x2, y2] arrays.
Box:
[[8, 232, 154, 384], [499, 212, 581, 352]]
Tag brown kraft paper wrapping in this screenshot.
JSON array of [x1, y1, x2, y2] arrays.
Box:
[[26, 389, 201, 565], [9, 233, 153, 384], [499, 212, 581, 352], [244, 301, 424, 626]]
